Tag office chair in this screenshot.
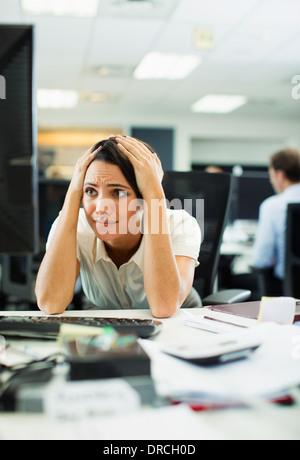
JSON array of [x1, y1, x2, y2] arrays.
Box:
[[254, 267, 283, 298], [162, 171, 251, 306], [254, 202, 300, 299], [284, 203, 300, 299]]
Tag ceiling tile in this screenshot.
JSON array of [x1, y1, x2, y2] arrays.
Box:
[[1, 0, 300, 123], [0, 0, 22, 22], [172, 0, 261, 24], [246, 0, 300, 27], [88, 17, 164, 67]]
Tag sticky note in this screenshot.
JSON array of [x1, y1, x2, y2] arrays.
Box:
[[258, 297, 296, 325], [57, 324, 116, 347]]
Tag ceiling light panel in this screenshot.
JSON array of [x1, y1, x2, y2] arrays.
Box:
[[22, 0, 99, 17], [99, 0, 176, 19], [111, 0, 153, 9], [80, 92, 119, 103], [134, 52, 201, 80], [191, 95, 248, 114], [92, 65, 134, 78], [38, 89, 79, 109]]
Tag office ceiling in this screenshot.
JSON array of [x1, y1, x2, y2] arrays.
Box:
[[1, 0, 300, 127]]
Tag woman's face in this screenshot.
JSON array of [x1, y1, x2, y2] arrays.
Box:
[[82, 160, 142, 242]]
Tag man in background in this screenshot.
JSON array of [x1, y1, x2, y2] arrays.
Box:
[[253, 148, 300, 294]]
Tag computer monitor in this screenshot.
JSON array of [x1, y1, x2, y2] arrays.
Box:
[[0, 25, 39, 254], [0, 178, 70, 307], [38, 178, 70, 251], [235, 174, 275, 221]]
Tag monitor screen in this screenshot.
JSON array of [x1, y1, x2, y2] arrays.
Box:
[[38, 179, 70, 252], [236, 174, 275, 221], [0, 25, 39, 254]]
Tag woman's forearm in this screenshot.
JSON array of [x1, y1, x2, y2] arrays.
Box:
[[143, 190, 182, 318], [114, 136, 179, 317], [35, 190, 81, 314]]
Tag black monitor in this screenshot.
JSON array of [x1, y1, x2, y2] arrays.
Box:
[[38, 178, 70, 251], [235, 174, 275, 221], [0, 25, 39, 254]]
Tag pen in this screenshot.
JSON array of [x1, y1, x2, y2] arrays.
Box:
[[203, 316, 247, 329], [0, 344, 9, 355]]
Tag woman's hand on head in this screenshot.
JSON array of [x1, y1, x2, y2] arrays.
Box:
[[116, 136, 164, 200], [69, 145, 101, 200]]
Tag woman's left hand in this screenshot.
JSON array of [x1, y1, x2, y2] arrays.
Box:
[[116, 136, 164, 199]]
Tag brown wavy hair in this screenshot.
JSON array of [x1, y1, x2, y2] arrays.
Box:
[[90, 136, 155, 199]]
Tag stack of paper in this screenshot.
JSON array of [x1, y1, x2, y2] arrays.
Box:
[[140, 323, 300, 408]]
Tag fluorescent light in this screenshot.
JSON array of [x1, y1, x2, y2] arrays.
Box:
[[22, 0, 99, 17], [191, 95, 247, 114], [134, 52, 201, 80], [80, 92, 119, 103], [38, 89, 79, 109], [112, 0, 154, 9]]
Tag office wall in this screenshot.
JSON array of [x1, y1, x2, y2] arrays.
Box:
[[38, 114, 300, 174], [131, 127, 174, 171], [172, 116, 300, 171], [191, 138, 285, 167]]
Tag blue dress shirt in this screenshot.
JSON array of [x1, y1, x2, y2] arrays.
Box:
[[253, 183, 300, 279]]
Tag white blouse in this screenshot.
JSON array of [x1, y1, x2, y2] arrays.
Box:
[[47, 208, 201, 310]]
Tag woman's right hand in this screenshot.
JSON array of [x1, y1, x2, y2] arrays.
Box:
[[68, 145, 102, 200]]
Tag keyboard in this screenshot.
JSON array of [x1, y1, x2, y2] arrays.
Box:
[[0, 316, 163, 340]]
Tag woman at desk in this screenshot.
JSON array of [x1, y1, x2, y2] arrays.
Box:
[[35, 136, 201, 318]]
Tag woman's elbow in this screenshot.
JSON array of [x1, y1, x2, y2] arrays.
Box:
[[148, 285, 183, 318], [35, 292, 69, 316], [37, 301, 66, 316], [150, 299, 180, 319]]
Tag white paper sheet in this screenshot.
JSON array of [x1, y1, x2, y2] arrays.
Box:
[[140, 323, 300, 404], [76, 404, 227, 440], [0, 405, 227, 440]]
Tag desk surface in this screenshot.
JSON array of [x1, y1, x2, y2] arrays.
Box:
[[0, 308, 299, 440]]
